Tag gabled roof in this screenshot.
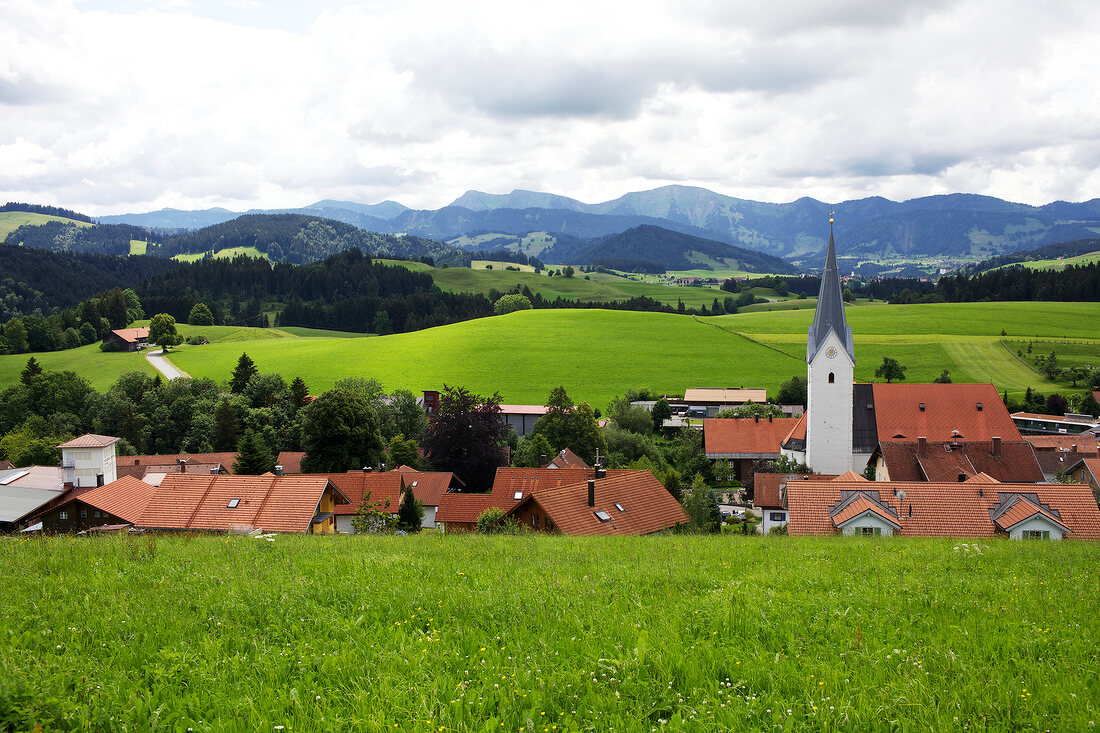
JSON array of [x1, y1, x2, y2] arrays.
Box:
[[990, 494, 1071, 534], [275, 451, 305, 474], [497, 404, 549, 416], [436, 492, 497, 524], [833, 470, 867, 482], [683, 388, 768, 404], [806, 226, 854, 364], [753, 473, 786, 508], [872, 384, 1020, 442], [830, 493, 901, 530], [780, 412, 808, 451], [505, 472, 687, 536], [116, 452, 239, 475], [57, 434, 121, 449], [1066, 456, 1100, 480], [546, 448, 591, 470], [136, 474, 346, 532], [108, 327, 149, 343], [326, 473, 406, 516], [786, 479, 1100, 539], [56, 475, 159, 523], [490, 467, 614, 506], [703, 417, 801, 457], [1024, 435, 1098, 453]]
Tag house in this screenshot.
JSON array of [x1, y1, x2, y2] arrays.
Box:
[[545, 448, 590, 470], [25, 475, 159, 533], [703, 417, 802, 480], [58, 434, 120, 488], [103, 327, 149, 351], [435, 492, 497, 533], [785, 475, 1100, 540], [676, 388, 769, 418], [135, 474, 348, 534], [498, 404, 549, 436], [1024, 435, 1098, 481], [326, 468, 457, 532], [1011, 411, 1100, 437], [1, 466, 65, 532], [502, 471, 688, 535], [753, 473, 789, 534], [869, 437, 1044, 483], [1065, 457, 1100, 497], [115, 450, 306, 478]]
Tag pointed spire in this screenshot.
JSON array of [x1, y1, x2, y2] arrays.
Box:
[[806, 214, 854, 363]]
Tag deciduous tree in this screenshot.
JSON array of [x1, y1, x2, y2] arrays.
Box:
[[149, 313, 183, 351], [874, 356, 907, 383], [421, 385, 508, 491], [300, 389, 384, 473], [188, 302, 215, 326]]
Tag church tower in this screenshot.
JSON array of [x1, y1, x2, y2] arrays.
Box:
[[805, 217, 855, 474]]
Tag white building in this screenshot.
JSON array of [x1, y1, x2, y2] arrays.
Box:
[[57, 434, 120, 488]]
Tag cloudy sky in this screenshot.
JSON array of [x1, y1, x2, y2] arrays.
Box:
[[2, 0, 1099, 215]]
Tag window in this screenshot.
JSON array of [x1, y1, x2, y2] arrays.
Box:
[[80, 509, 88, 518], [918, 402, 926, 411], [532, 514, 540, 529], [857, 526, 881, 536], [59, 511, 68, 520], [614, 502, 625, 512], [594, 510, 611, 522], [94, 511, 101, 518], [769, 512, 786, 522], [1023, 530, 1050, 540], [513, 491, 523, 501], [227, 498, 241, 508], [828, 372, 835, 384]]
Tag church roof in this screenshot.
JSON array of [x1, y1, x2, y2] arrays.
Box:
[[806, 225, 854, 364]]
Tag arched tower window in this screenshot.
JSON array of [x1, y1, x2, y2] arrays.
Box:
[[828, 372, 835, 383]]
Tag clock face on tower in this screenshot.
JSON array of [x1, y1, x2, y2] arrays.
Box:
[[825, 346, 838, 359]]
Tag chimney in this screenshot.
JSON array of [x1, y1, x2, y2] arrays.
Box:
[[768, 415, 772, 423], [96, 473, 104, 487], [991, 437, 1001, 457], [274, 464, 284, 476], [595, 466, 606, 479], [917, 436, 926, 455], [540, 454, 547, 467], [754, 416, 759, 423], [958, 472, 966, 482], [362, 465, 372, 473], [587, 479, 595, 507], [908, 504, 912, 518]]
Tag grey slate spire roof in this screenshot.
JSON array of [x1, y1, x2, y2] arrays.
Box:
[[806, 222, 855, 364]]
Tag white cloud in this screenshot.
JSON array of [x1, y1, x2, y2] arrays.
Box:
[[0, 0, 1098, 215]]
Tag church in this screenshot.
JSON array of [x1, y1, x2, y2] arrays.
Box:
[[779, 218, 1025, 475]]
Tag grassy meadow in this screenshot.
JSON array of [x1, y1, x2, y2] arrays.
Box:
[[0, 211, 92, 242], [1, 534, 1098, 731], [173, 246, 268, 263]]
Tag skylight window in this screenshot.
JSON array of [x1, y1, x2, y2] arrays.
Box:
[[594, 510, 611, 522], [614, 502, 625, 512], [513, 491, 523, 500], [227, 498, 240, 508], [411, 480, 418, 487]]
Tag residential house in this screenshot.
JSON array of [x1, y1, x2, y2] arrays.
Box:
[[58, 434, 120, 488], [703, 416, 802, 481], [1, 466, 65, 533], [103, 327, 149, 351], [327, 467, 457, 532], [25, 475, 159, 533], [115, 450, 306, 478], [1065, 457, 1100, 497], [785, 474, 1100, 540], [435, 492, 497, 533], [676, 388, 769, 418], [545, 448, 590, 470], [1011, 411, 1100, 437], [1024, 435, 1098, 481], [869, 438, 1044, 483], [503, 472, 688, 535]]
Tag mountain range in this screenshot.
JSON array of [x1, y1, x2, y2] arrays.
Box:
[[97, 186, 1100, 264]]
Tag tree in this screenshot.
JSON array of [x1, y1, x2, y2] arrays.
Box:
[[373, 310, 393, 335], [476, 507, 506, 534], [933, 369, 952, 384], [233, 429, 276, 475], [396, 480, 424, 532], [148, 313, 183, 351], [1042, 351, 1060, 381], [874, 356, 907, 383], [104, 288, 130, 329], [1066, 366, 1091, 388], [387, 434, 420, 469], [421, 385, 508, 491], [1078, 391, 1099, 418], [562, 266, 575, 278], [715, 401, 784, 419], [3, 320, 28, 354], [289, 377, 310, 411], [1045, 393, 1068, 416], [682, 474, 721, 533], [212, 398, 239, 452], [494, 293, 533, 315], [230, 352, 258, 394], [351, 490, 395, 534], [123, 288, 145, 322], [20, 357, 43, 387], [532, 386, 607, 465], [775, 376, 807, 407], [651, 398, 672, 432], [188, 302, 215, 326], [513, 432, 554, 468], [300, 389, 385, 473]]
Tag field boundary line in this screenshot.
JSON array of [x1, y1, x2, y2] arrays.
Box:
[[693, 316, 802, 361], [1000, 339, 1046, 379]]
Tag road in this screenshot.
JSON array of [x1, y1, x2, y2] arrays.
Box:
[[145, 348, 190, 380]]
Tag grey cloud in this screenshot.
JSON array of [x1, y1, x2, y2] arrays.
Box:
[[685, 0, 950, 35], [0, 77, 65, 106]]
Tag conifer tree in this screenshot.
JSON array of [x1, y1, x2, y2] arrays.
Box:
[[233, 429, 275, 475], [212, 398, 239, 452], [230, 352, 258, 393], [289, 377, 309, 411], [396, 479, 424, 532], [20, 357, 43, 386]]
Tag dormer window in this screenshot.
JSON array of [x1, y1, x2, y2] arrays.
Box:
[[918, 403, 926, 412]]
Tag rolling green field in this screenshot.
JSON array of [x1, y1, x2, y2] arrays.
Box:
[[2, 534, 1098, 731], [2, 303, 1096, 405], [173, 246, 268, 263], [0, 211, 92, 242], [129, 239, 150, 255], [471, 259, 538, 272], [995, 251, 1100, 272]]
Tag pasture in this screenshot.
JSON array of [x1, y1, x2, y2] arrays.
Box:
[[2, 534, 1098, 731], [0, 211, 92, 242], [173, 246, 268, 263]]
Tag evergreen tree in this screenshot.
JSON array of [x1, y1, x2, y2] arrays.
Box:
[[233, 429, 276, 475], [289, 376, 310, 411], [651, 398, 672, 432], [104, 288, 130, 329], [396, 479, 424, 532], [230, 352, 258, 393], [212, 398, 239, 452], [20, 357, 43, 387]]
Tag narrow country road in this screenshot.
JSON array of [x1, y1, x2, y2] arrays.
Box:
[[146, 348, 190, 380]]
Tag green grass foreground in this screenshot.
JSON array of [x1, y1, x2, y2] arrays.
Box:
[[1, 534, 1098, 731]]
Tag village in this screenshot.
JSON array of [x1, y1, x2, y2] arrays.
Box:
[[5, 225, 1099, 542]]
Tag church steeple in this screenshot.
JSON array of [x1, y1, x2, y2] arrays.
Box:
[[806, 216, 854, 364]]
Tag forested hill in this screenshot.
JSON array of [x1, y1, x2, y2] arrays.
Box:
[[0, 245, 178, 321], [148, 214, 470, 265], [136, 248, 493, 333], [7, 220, 149, 256], [546, 225, 799, 274], [966, 238, 1100, 273], [1, 202, 93, 223]]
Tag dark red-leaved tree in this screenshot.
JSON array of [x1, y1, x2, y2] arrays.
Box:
[[421, 385, 508, 492]]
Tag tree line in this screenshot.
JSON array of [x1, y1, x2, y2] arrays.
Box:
[[1, 287, 145, 355], [1, 202, 93, 223]]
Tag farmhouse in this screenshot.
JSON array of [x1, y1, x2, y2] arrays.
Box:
[[0, 465, 65, 533], [503, 471, 688, 535], [435, 492, 497, 533], [103, 327, 149, 351], [678, 388, 769, 418], [703, 417, 802, 481], [1011, 411, 1100, 437], [869, 438, 1044, 483], [24, 475, 159, 533], [784, 474, 1100, 539]]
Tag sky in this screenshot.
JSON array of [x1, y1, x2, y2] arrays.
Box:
[[1, 0, 1099, 216]]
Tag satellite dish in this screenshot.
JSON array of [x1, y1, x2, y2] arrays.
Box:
[[896, 490, 906, 503]]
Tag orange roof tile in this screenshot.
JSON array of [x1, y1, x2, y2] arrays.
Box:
[[117, 452, 239, 472], [787, 479, 1100, 539], [753, 473, 785, 508], [73, 475, 159, 522], [546, 448, 591, 470], [1067, 456, 1100, 480], [833, 470, 867, 482], [275, 451, 304, 474], [326, 473, 406, 516], [506, 472, 687, 536], [877, 440, 1043, 483], [109, 327, 149, 343], [992, 496, 1070, 533], [873, 383, 1020, 442], [830, 494, 900, 529], [703, 417, 802, 457], [57, 434, 121, 449], [1024, 435, 1098, 453], [490, 467, 603, 506], [436, 492, 497, 524]]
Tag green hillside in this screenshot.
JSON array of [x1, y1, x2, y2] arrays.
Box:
[[0, 211, 93, 241], [173, 245, 268, 263]]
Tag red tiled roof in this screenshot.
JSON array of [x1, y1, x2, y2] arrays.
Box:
[[326, 473, 406, 516], [753, 473, 785, 508], [109, 327, 149, 344], [833, 470, 867, 482], [879, 440, 1043, 483], [276, 451, 304, 474], [703, 418, 801, 457], [136, 474, 344, 532], [117, 453, 239, 473], [57, 434, 121, 449], [1067, 456, 1100, 480], [491, 467, 601, 506], [873, 383, 1020, 442], [506, 472, 687, 536], [787, 479, 1100, 539], [436, 492, 496, 524], [546, 448, 591, 470], [403, 472, 453, 507], [992, 496, 1070, 533], [71, 475, 160, 522], [831, 495, 900, 529], [1024, 435, 1098, 453]]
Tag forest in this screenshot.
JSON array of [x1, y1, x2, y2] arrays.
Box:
[[0, 202, 93, 223]]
